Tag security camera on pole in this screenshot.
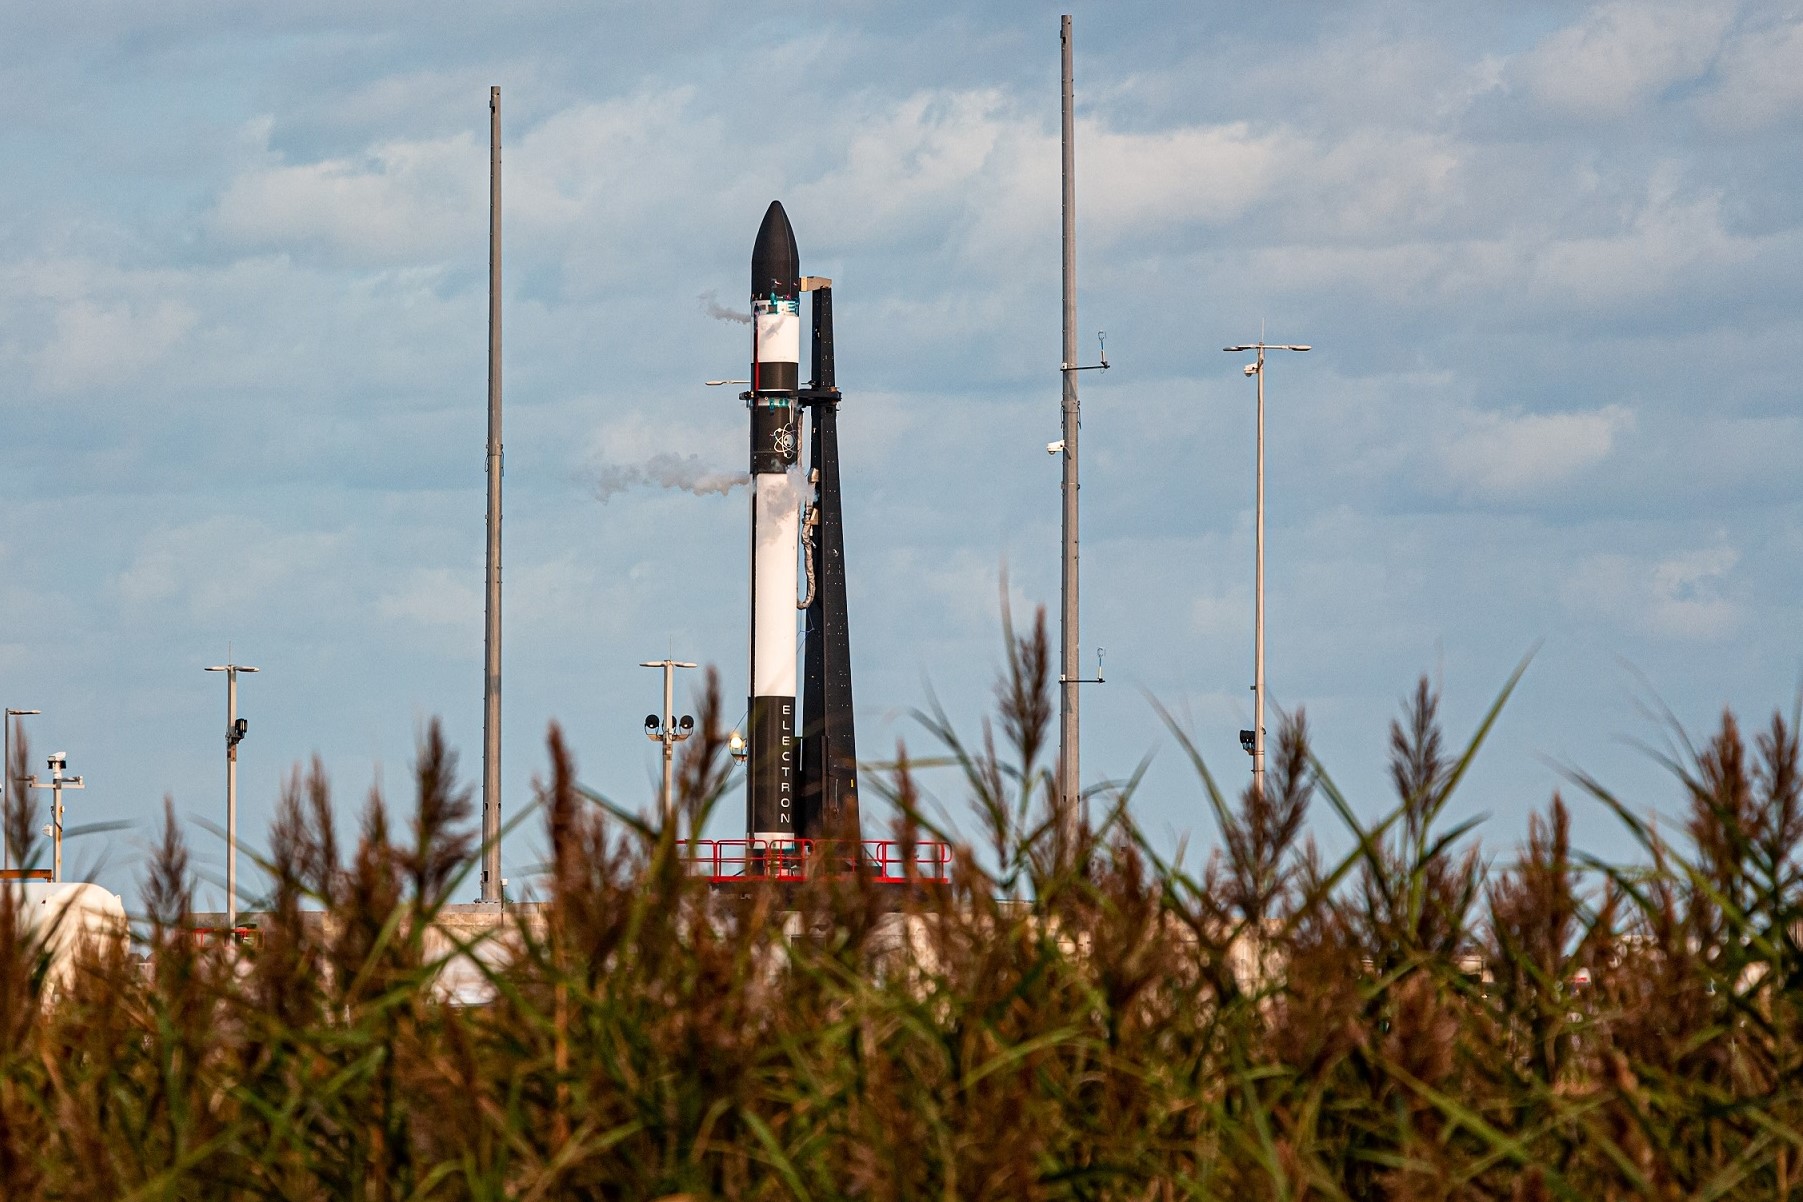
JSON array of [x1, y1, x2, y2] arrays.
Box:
[[28, 753, 84, 883], [640, 658, 697, 824], [205, 660, 259, 930]]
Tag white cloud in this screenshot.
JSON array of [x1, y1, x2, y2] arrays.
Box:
[[799, 91, 1296, 257], [1514, 0, 1735, 119], [375, 566, 480, 639], [1438, 404, 1635, 500], [1288, 130, 1464, 239], [1083, 120, 1292, 235], [212, 127, 484, 262], [114, 518, 343, 619], [806, 90, 1033, 242], [1563, 545, 1741, 639], [7, 0, 1803, 892], [506, 90, 718, 233], [1238, 171, 1798, 320], [33, 296, 196, 393], [1189, 590, 1248, 639], [1522, 181, 1758, 307], [375, 553, 641, 658], [1699, 16, 1803, 129]]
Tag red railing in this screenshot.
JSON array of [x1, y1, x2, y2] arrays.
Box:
[[683, 838, 953, 884], [189, 926, 262, 949]]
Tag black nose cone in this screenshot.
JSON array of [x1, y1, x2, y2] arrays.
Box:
[[751, 200, 799, 300]]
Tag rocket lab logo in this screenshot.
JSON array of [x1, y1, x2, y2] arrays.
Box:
[[772, 425, 796, 458]]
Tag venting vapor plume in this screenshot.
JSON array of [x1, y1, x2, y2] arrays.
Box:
[[594, 452, 749, 502], [700, 290, 752, 325]]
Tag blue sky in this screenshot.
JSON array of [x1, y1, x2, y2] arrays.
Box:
[[3, 0, 1800, 906]]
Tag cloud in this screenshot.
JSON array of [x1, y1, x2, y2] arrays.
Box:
[[212, 127, 484, 262], [373, 553, 636, 659], [1513, 0, 1734, 120], [1699, 16, 1803, 130], [1438, 404, 1635, 500], [113, 518, 342, 619], [1521, 181, 1763, 308], [799, 90, 1293, 258], [1237, 172, 1799, 324], [8, 0, 1803, 895], [1189, 590, 1248, 639], [32, 296, 196, 394], [1082, 120, 1292, 235], [375, 565, 480, 637], [1563, 544, 1740, 639]]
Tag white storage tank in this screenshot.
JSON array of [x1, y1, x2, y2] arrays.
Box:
[[10, 881, 129, 997]]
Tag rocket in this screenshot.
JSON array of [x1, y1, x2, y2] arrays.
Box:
[[747, 201, 802, 847], [740, 199, 864, 857]]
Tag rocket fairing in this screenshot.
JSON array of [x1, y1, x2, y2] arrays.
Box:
[[747, 201, 802, 847]]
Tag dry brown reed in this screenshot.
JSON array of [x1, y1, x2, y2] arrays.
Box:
[[2, 637, 1802, 1199]]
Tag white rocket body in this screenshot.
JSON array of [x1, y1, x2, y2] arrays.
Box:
[[749, 472, 800, 845]]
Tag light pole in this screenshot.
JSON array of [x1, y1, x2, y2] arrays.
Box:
[[3, 708, 41, 872], [28, 753, 84, 883], [205, 661, 258, 928], [1223, 338, 1309, 797], [640, 660, 697, 824]]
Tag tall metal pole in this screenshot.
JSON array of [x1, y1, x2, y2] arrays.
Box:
[[662, 664, 675, 817], [227, 669, 239, 925], [52, 778, 62, 883], [1254, 346, 1266, 799], [481, 86, 504, 904], [3, 708, 40, 872], [1057, 15, 1082, 854], [1222, 338, 1308, 799], [640, 660, 696, 825], [207, 661, 257, 926], [29, 756, 82, 884]]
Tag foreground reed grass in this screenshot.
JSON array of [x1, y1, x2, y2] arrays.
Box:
[[3, 612, 1802, 1199]]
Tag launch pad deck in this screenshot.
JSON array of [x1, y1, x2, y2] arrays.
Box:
[[683, 838, 953, 885]]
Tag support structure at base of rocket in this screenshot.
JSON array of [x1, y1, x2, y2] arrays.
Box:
[[744, 200, 861, 849]]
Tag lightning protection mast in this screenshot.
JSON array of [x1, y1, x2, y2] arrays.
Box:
[[481, 86, 504, 904], [1057, 14, 1082, 864]]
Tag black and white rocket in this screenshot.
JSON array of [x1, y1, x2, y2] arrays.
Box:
[[747, 201, 803, 846], [741, 200, 863, 854]]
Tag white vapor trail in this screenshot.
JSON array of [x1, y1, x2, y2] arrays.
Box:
[[699, 289, 751, 325], [593, 452, 748, 502]]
